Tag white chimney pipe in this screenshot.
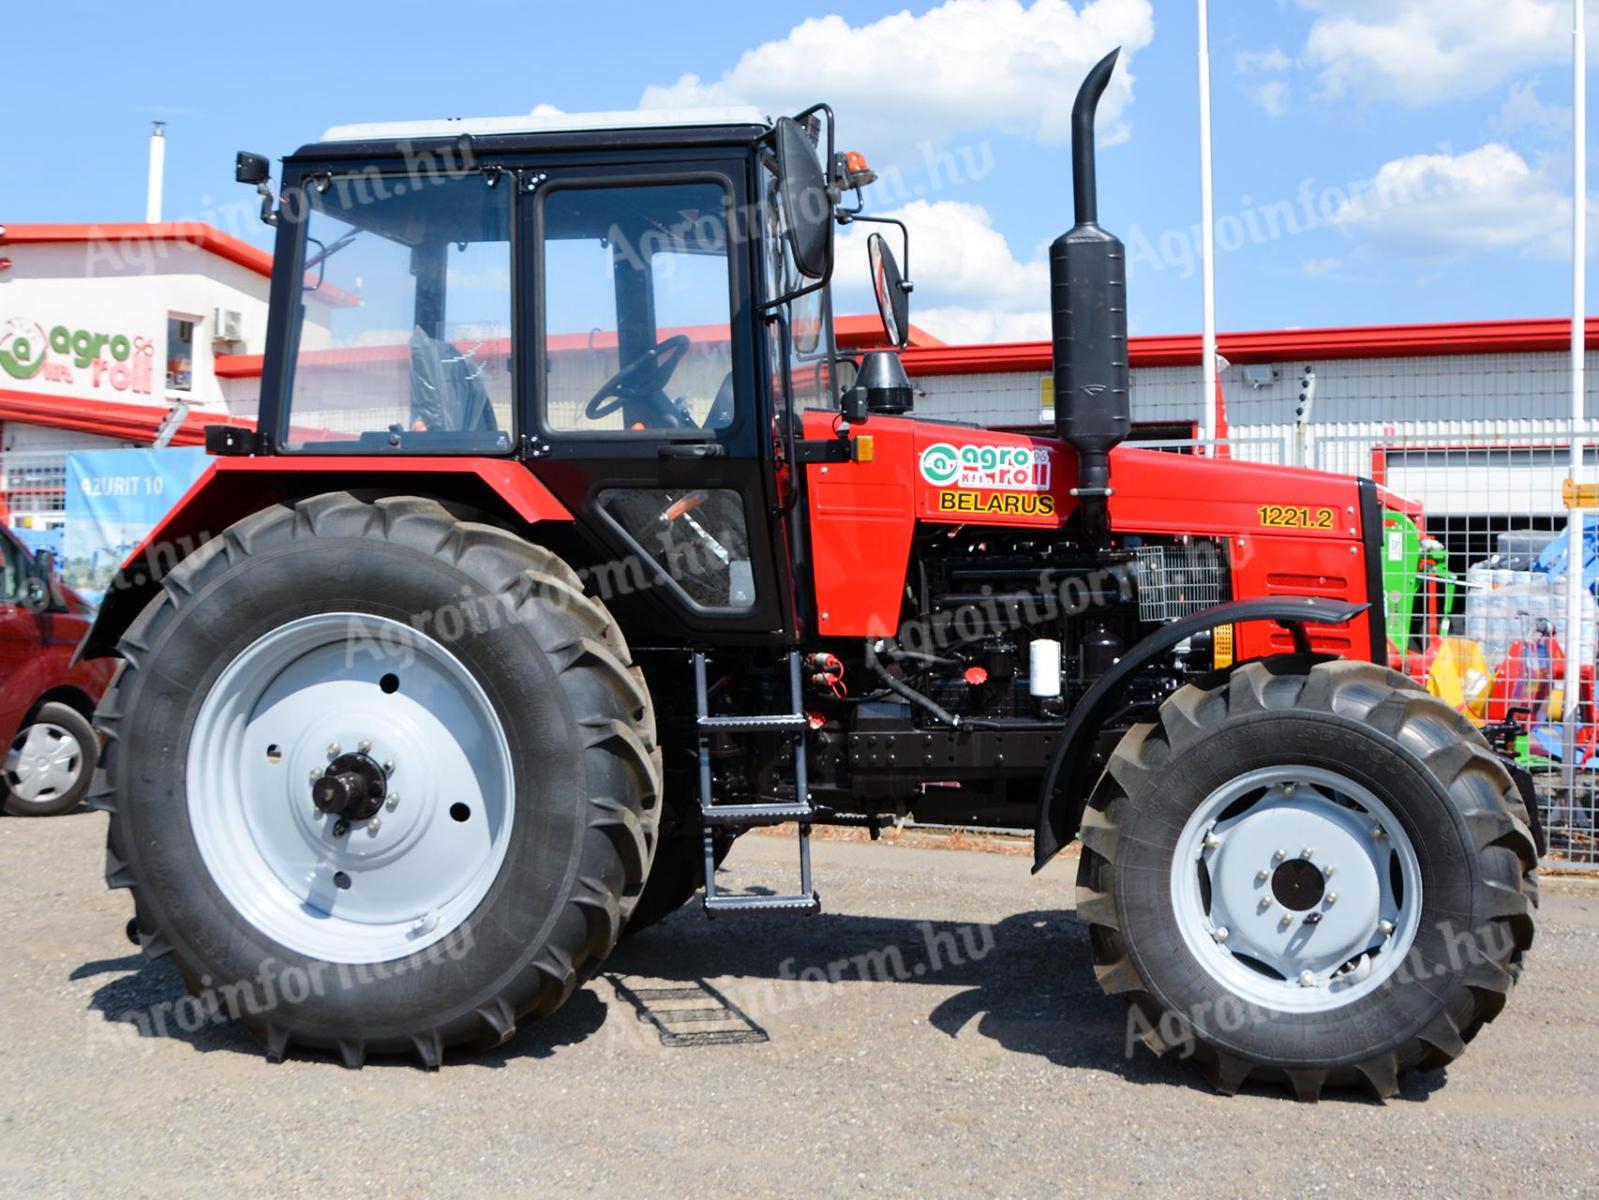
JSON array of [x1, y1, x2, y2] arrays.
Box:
[[146, 121, 166, 223]]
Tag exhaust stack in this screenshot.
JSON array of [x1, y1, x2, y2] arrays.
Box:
[[1050, 48, 1130, 537]]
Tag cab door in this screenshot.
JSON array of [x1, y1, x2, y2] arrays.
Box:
[[521, 160, 793, 643]]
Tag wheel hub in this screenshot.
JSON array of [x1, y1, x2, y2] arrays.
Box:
[[1171, 765, 1422, 1012], [312, 752, 388, 821], [1270, 857, 1325, 911]]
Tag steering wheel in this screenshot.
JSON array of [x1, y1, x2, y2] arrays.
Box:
[[584, 335, 693, 427]]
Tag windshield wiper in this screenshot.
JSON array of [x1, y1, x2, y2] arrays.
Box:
[[304, 229, 362, 272]]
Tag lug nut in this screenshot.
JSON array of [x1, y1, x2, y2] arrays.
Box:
[[327, 742, 341, 759], [1371, 824, 1386, 840], [1298, 970, 1316, 987], [332, 819, 350, 838], [358, 739, 372, 754], [1325, 891, 1338, 906], [383, 761, 395, 776], [1323, 864, 1336, 878], [1203, 832, 1219, 850], [1301, 847, 1314, 859], [309, 768, 322, 782], [1379, 919, 1395, 937], [386, 793, 400, 811], [1256, 869, 1270, 884], [1273, 848, 1287, 863], [1259, 897, 1273, 912], [1212, 927, 1230, 944], [367, 818, 382, 835], [1281, 782, 1297, 798], [1279, 914, 1293, 930]]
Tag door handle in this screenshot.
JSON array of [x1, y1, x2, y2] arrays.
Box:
[[658, 442, 726, 460]]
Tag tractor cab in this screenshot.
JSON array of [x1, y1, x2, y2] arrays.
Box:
[[234, 104, 886, 642]]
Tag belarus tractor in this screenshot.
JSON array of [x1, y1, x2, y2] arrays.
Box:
[[80, 51, 1538, 1099]]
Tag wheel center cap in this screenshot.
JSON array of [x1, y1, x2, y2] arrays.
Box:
[[312, 752, 388, 821], [1270, 857, 1326, 911]]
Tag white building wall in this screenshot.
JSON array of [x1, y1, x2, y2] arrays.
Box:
[[0, 239, 273, 413]]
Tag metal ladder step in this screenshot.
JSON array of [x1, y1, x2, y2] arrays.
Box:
[[698, 713, 809, 732], [700, 803, 815, 827], [703, 893, 822, 916], [694, 650, 819, 917]]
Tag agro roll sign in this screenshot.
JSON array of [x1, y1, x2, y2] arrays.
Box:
[[919, 440, 1057, 517], [0, 317, 155, 395]]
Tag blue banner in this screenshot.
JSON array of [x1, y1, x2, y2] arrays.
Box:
[[63, 448, 209, 605]]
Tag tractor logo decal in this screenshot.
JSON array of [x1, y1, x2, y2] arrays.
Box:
[[919, 442, 1051, 491], [0, 318, 48, 381]]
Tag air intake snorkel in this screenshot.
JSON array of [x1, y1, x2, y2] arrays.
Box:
[[1050, 48, 1130, 543]]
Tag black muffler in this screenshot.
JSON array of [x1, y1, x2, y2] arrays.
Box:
[[1051, 47, 1130, 538]]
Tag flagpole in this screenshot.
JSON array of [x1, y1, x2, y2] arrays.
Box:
[[1197, 0, 1218, 455]]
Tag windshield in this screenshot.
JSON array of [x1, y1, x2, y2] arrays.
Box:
[[280, 169, 515, 453], [760, 154, 836, 412]]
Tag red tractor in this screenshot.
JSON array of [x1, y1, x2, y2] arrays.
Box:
[[81, 51, 1537, 1098]]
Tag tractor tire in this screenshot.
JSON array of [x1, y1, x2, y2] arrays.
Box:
[[1075, 656, 1538, 1101], [96, 492, 660, 1066], [4, 701, 97, 817], [622, 795, 732, 937]]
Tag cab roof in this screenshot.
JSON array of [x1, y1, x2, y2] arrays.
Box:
[[317, 106, 773, 144]]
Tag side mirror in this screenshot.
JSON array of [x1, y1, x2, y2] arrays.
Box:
[[235, 150, 278, 227], [23, 549, 56, 611], [868, 232, 911, 349], [773, 117, 832, 280], [235, 151, 270, 185]]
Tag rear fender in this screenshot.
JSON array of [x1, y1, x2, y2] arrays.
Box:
[[1032, 596, 1368, 872], [76, 457, 571, 662]]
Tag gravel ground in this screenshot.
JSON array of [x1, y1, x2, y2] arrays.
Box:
[[2, 809, 1597, 1199]]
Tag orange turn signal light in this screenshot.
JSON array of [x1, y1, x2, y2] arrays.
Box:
[[851, 434, 875, 463]]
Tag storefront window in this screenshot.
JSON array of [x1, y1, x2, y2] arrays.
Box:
[[165, 316, 193, 392]]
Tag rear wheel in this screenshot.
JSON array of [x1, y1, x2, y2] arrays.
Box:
[[4, 702, 96, 817], [98, 492, 660, 1065], [1075, 656, 1537, 1100]]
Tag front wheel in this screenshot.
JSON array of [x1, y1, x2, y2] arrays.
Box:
[[98, 493, 660, 1065], [1075, 657, 1538, 1101]]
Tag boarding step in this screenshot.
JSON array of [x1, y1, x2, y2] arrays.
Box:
[[700, 802, 816, 827], [703, 892, 822, 917], [697, 713, 809, 732]]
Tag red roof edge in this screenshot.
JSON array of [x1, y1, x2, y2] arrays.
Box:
[[0, 222, 274, 279], [900, 316, 1599, 377]]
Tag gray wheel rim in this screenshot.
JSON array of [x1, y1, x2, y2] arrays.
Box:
[[1169, 764, 1423, 1013], [186, 613, 515, 964], [5, 722, 85, 804]]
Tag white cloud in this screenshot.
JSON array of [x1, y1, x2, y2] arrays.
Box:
[[834, 199, 1051, 343], [1301, 256, 1342, 276], [1300, 0, 1577, 107], [1235, 46, 1292, 74], [1248, 80, 1292, 117], [1491, 80, 1572, 140], [913, 307, 1054, 343], [638, 0, 1154, 164], [1328, 142, 1576, 261]]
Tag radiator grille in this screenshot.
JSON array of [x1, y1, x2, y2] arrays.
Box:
[[1132, 541, 1230, 623]]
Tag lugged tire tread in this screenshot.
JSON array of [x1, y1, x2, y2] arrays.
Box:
[[1074, 657, 1538, 1102], [97, 491, 661, 1068]]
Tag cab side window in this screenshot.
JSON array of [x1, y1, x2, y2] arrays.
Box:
[[542, 181, 738, 434]]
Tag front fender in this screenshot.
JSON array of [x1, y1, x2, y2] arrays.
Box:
[[1032, 596, 1368, 872], [76, 456, 572, 662]]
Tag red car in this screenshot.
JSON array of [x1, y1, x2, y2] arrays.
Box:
[[0, 526, 115, 816]]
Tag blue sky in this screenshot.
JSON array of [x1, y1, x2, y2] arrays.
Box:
[[2, 0, 1593, 343]]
